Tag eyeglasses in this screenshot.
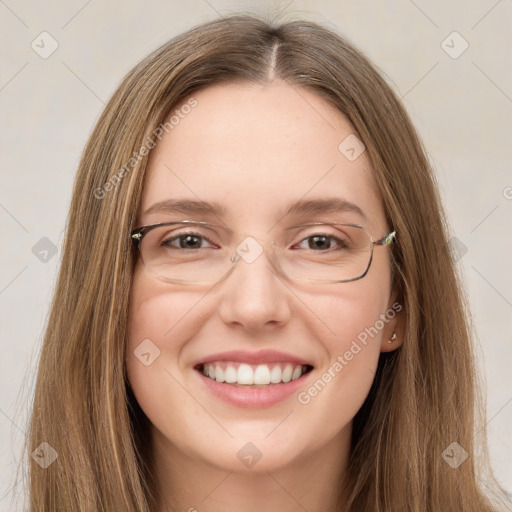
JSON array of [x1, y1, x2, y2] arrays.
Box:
[[131, 220, 396, 286]]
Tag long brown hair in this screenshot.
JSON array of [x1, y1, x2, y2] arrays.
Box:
[[22, 13, 508, 511]]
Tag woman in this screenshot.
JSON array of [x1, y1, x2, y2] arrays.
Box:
[[25, 14, 509, 511]]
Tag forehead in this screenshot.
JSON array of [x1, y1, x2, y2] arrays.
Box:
[[138, 80, 386, 232]]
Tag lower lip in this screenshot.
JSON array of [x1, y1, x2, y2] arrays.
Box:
[[196, 370, 313, 408]]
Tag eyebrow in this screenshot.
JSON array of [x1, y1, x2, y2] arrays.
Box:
[[280, 198, 366, 221], [142, 197, 366, 222], [143, 198, 228, 218]]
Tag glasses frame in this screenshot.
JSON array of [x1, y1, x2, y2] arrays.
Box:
[[130, 220, 396, 285]]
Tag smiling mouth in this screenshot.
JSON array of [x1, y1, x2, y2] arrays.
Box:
[[195, 362, 314, 387]]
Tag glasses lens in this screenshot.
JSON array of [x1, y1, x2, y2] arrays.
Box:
[[139, 223, 234, 285], [278, 224, 372, 283], [138, 222, 373, 284]]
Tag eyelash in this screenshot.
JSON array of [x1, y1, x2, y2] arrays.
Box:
[[160, 231, 219, 250], [293, 233, 347, 251]]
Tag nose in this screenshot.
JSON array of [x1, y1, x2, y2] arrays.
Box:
[[216, 239, 292, 332]]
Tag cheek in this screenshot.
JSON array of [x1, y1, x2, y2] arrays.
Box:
[[125, 270, 202, 424], [313, 273, 391, 356], [295, 278, 390, 434], [126, 266, 206, 355]]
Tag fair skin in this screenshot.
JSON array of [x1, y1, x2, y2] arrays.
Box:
[[126, 80, 403, 512]]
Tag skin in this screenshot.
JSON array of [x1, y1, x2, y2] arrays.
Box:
[[126, 80, 404, 512]]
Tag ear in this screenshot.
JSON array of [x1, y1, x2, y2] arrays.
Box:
[[380, 290, 405, 353]]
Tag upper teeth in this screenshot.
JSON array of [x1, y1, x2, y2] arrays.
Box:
[[201, 362, 308, 385]]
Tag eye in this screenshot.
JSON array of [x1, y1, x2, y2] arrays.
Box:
[[293, 233, 349, 251], [160, 231, 218, 250]]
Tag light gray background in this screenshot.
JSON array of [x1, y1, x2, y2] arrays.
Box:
[[1, 0, 511, 508]]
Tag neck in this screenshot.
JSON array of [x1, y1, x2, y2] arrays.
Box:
[[151, 426, 351, 512]]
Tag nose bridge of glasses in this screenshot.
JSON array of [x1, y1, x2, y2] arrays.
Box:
[[229, 234, 281, 270]]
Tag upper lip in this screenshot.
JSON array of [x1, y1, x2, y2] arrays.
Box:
[[193, 349, 314, 367]]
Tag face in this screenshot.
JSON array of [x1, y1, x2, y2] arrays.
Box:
[[126, 80, 402, 476]]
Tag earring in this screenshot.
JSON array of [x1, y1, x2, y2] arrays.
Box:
[[387, 332, 397, 344]]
